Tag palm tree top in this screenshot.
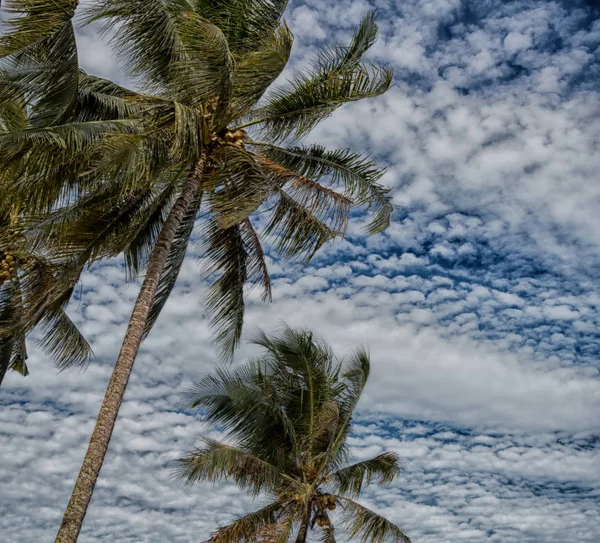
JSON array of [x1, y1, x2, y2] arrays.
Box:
[[0, 2, 394, 361], [177, 326, 411, 543]]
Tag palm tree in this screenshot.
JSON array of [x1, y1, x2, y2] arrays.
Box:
[[0, 2, 394, 541], [177, 326, 411, 543]]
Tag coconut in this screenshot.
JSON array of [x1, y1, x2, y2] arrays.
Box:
[[328, 495, 336, 505], [327, 504, 336, 511]]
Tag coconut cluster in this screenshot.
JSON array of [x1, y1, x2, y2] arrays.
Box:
[[321, 494, 337, 510], [220, 129, 246, 146], [0, 251, 16, 282]]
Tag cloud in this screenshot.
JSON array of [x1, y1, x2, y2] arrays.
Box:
[[1, 1, 600, 542]]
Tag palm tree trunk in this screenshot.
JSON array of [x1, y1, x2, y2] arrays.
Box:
[[295, 513, 310, 543], [54, 155, 207, 543]]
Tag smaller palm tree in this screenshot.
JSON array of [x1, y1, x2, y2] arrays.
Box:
[[177, 326, 411, 543]]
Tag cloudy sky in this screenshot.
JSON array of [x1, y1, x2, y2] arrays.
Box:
[[2, 0, 600, 542]]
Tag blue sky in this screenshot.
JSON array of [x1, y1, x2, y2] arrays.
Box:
[[1, 1, 600, 542]]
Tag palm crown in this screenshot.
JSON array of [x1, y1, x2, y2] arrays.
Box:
[[0, 1, 393, 359], [177, 326, 411, 543]]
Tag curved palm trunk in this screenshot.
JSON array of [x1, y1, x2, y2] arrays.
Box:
[[295, 520, 309, 543], [295, 507, 311, 543], [54, 156, 207, 543]]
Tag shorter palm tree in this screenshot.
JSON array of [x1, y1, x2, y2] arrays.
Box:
[[177, 326, 411, 543]]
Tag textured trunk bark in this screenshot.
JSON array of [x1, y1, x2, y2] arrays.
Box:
[[295, 513, 310, 543], [54, 156, 206, 543]]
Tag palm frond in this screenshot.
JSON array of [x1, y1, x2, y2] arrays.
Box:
[[85, 0, 233, 109], [9, 331, 28, 376], [200, 217, 271, 359], [0, 0, 79, 125], [338, 496, 412, 543], [319, 524, 337, 543], [258, 155, 353, 235], [207, 145, 277, 229], [206, 502, 284, 543], [123, 176, 182, 278], [38, 308, 93, 370], [0, 271, 29, 381], [253, 143, 392, 234], [243, 11, 392, 141], [230, 23, 293, 117], [175, 437, 290, 495], [0, 82, 27, 132], [194, 0, 290, 55], [141, 188, 202, 337], [263, 189, 340, 264], [330, 452, 400, 498], [76, 72, 146, 121], [184, 359, 301, 469]]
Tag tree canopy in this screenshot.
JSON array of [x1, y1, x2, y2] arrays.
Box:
[[177, 326, 411, 543]]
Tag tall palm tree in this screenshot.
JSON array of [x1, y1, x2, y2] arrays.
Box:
[[177, 326, 411, 543], [0, 2, 394, 541]]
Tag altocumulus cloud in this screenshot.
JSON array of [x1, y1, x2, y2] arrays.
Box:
[[1, 1, 600, 542]]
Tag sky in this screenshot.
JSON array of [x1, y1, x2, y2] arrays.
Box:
[[1, 1, 600, 542]]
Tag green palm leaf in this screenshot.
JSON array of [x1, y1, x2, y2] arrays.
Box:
[[85, 0, 234, 111], [0, 0, 79, 125], [242, 12, 392, 141], [142, 189, 202, 337], [175, 438, 291, 495], [338, 496, 412, 543], [252, 143, 392, 234], [206, 502, 285, 543], [200, 217, 271, 358], [330, 452, 400, 498], [230, 22, 294, 118], [38, 307, 93, 370]]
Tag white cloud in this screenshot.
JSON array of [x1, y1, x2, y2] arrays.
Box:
[[2, 1, 600, 542]]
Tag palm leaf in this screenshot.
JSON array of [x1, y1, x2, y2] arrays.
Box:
[[85, 0, 233, 109], [338, 496, 411, 543], [330, 452, 400, 498], [184, 360, 300, 468], [76, 72, 146, 121], [205, 502, 284, 543], [253, 143, 392, 234], [141, 188, 202, 337], [242, 11, 392, 141], [230, 22, 293, 118], [257, 155, 353, 235], [37, 307, 93, 370], [208, 145, 278, 229], [175, 438, 290, 495], [0, 0, 79, 125], [263, 189, 340, 264], [200, 217, 271, 358], [194, 0, 290, 55]]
